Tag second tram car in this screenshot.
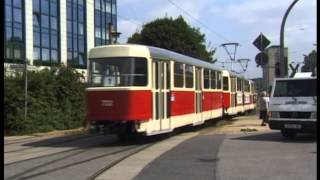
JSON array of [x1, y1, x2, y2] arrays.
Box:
[[86, 44, 256, 137]]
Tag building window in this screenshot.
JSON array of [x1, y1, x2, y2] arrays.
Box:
[[66, 0, 87, 69], [5, 0, 25, 63], [94, 0, 116, 46], [33, 0, 60, 66]]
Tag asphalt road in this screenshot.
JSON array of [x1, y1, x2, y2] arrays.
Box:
[[4, 114, 317, 180], [134, 131, 316, 180], [216, 132, 316, 180], [4, 134, 155, 180]]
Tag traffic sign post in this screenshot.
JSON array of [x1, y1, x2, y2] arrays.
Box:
[[255, 52, 268, 67], [253, 33, 271, 67], [253, 33, 271, 52], [253, 33, 272, 91]]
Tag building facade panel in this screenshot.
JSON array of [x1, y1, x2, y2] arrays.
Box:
[[86, 0, 95, 68], [4, 0, 117, 75], [25, 0, 33, 64], [60, 0, 67, 65], [4, 0, 25, 63], [262, 46, 288, 91]]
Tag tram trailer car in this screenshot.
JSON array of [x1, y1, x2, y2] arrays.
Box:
[[221, 71, 256, 116], [85, 44, 256, 137]]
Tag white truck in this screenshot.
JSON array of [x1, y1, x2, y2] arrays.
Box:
[[268, 73, 317, 138]]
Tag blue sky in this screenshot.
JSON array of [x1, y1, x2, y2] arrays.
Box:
[[116, 0, 317, 79]]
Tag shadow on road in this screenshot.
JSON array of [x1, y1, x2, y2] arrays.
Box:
[[230, 132, 316, 143], [19, 132, 170, 149]]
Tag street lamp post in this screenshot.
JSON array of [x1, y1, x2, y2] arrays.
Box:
[[108, 23, 121, 44], [24, 59, 28, 123], [279, 0, 299, 77]]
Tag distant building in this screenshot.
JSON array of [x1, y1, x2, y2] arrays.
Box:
[[251, 77, 264, 93], [262, 45, 288, 91], [4, 0, 117, 77]]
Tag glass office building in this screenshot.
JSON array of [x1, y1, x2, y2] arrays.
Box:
[[4, 0, 117, 73]]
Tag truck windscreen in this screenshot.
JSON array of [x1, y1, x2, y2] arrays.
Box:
[[273, 79, 317, 97]]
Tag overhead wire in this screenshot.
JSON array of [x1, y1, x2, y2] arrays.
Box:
[[166, 0, 231, 43], [166, 0, 250, 62]]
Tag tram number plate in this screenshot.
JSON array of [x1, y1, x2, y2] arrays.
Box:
[[284, 124, 301, 129]]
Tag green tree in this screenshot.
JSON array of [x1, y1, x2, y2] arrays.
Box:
[[301, 50, 317, 73], [4, 66, 86, 135], [128, 16, 216, 62]]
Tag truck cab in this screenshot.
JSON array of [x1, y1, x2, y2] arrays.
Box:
[[268, 73, 317, 138]]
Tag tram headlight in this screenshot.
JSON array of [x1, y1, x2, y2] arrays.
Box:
[[310, 112, 317, 119]]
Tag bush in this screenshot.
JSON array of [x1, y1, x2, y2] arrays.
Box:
[[4, 66, 86, 135]]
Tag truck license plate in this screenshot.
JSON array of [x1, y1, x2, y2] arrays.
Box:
[[284, 124, 301, 129]]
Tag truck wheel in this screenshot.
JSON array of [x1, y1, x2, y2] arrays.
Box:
[[281, 130, 296, 139]]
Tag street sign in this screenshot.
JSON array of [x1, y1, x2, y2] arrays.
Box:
[[255, 52, 268, 67], [289, 63, 300, 77], [253, 33, 271, 51]]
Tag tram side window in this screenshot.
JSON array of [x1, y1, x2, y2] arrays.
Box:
[[185, 64, 194, 88], [174, 62, 184, 87], [211, 70, 216, 89], [223, 77, 229, 91], [204, 69, 210, 89], [237, 78, 241, 91], [243, 80, 247, 92], [245, 81, 250, 92], [231, 77, 236, 92], [167, 62, 170, 89], [217, 72, 222, 89]]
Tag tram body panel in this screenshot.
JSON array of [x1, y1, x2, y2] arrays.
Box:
[[86, 90, 152, 121], [223, 92, 231, 110], [170, 91, 195, 116], [202, 91, 223, 111]]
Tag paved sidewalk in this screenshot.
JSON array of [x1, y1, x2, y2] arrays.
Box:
[[201, 114, 271, 135]]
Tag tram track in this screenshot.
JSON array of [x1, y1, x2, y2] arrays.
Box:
[[5, 144, 147, 180], [4, 133, 100, 154], [4, 136, 41, 145], [4, 134, 116, 165], [5, 134, 161, 180], [87, 143, 156, 180], [4, 130, 87, 146]]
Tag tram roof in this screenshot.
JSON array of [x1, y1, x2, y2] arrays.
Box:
[[89, 44, 225, 71], [89, 44, 248, 79]]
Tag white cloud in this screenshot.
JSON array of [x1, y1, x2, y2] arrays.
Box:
[[116, 0, 316, 78], [117, 19, 142, 43], [212, 0, 295, 25]]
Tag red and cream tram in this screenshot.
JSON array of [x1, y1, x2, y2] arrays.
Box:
[[85, 44, 256, 137]]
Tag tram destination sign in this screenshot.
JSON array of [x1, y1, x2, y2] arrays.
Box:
[[253, 33, 271, 51]]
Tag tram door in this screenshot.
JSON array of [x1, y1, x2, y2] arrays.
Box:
[[153, 60, 170, 131], [194, 67, 203, 124]]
